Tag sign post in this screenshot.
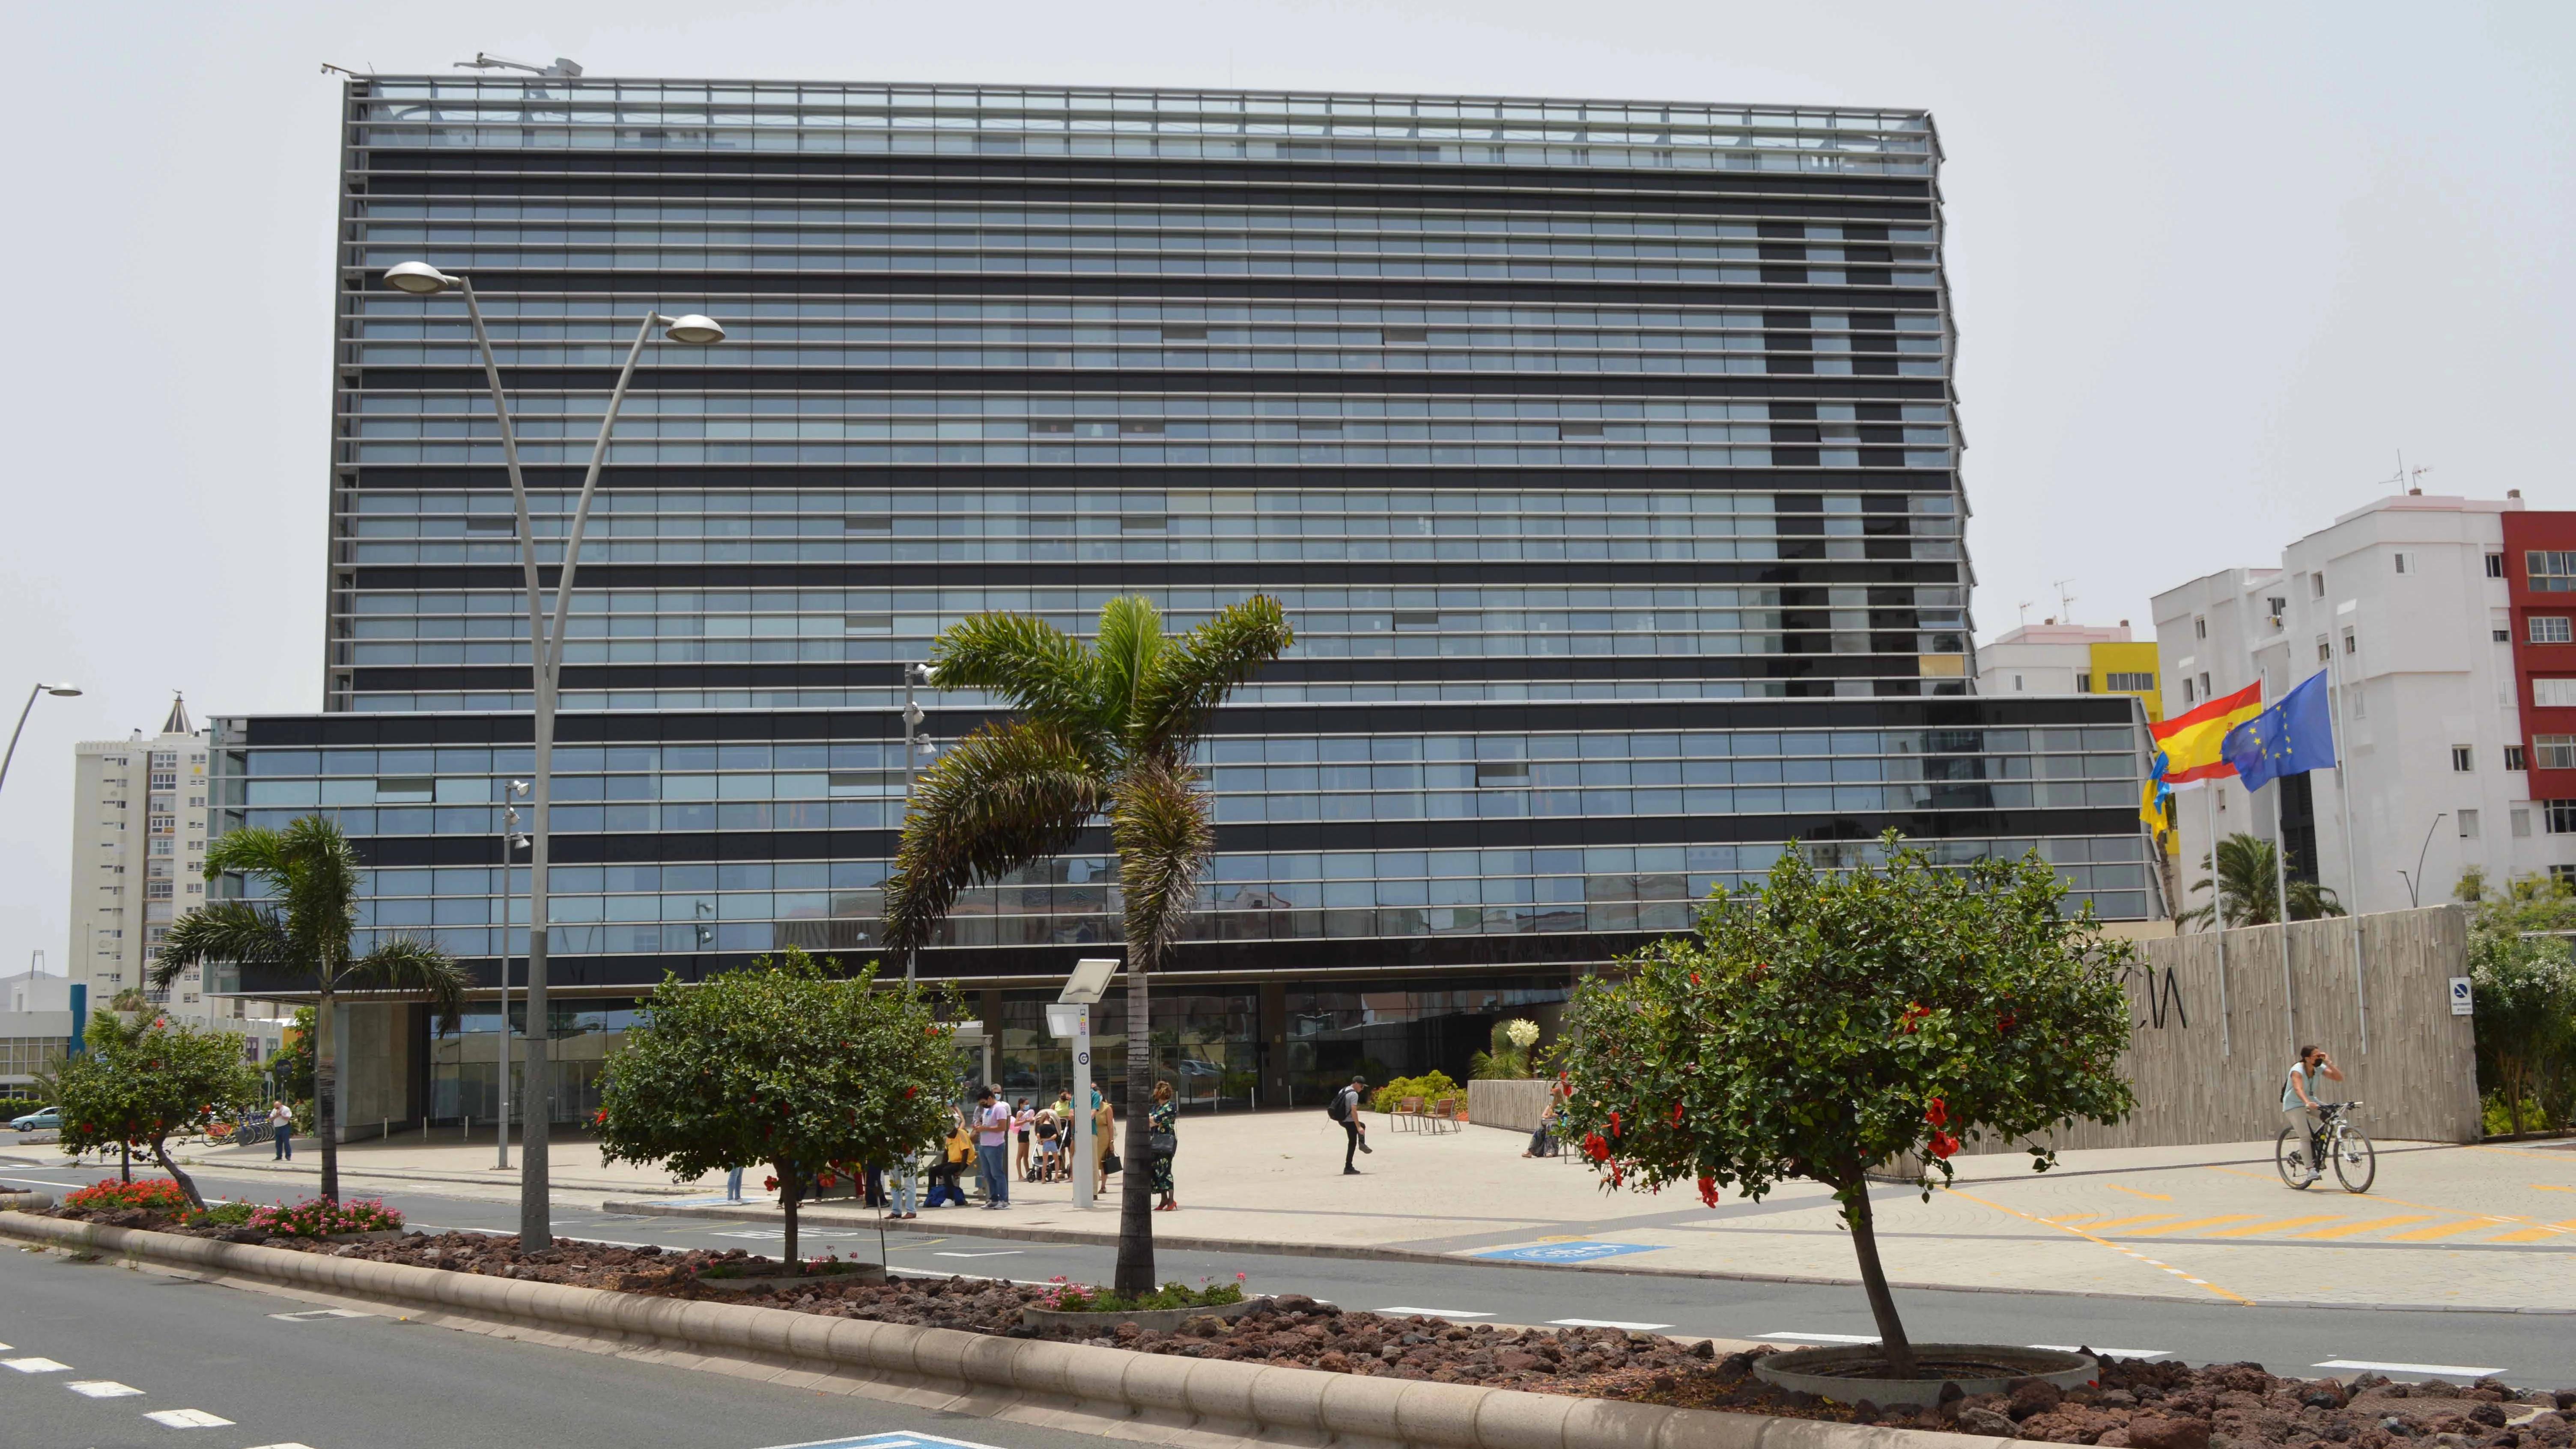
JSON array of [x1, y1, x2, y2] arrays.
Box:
[[1055, 957, 1119, 1211]]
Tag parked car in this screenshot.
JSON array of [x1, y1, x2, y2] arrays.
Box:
[[8, 1106, 62, 1133]]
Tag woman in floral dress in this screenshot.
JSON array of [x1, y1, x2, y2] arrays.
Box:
[[1149, 1079, 1179, 1210]]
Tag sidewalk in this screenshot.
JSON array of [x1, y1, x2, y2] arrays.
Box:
[[19, 1110, 2572, 1310]]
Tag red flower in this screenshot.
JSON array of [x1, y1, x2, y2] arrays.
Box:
[[1997, 1012, 2018, 1036], [1670, 1102, 1685, 1127], [1608, 1110, 1621, 1138], [1697, 1175, 1721, 1207], [1581, 1132, 1610, 1163], [763, 1176, 779, 1191], [1924, 1097, 1948, 1129], [905, 1085, 917, 1098], [1928, 1130, 1959, 1160], [1690, 972, 1702, 986]]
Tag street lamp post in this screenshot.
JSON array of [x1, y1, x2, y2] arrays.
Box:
[[899, 662, 937, 985], [497, 784, 530, 1171], [382, 262, 723, 1246], [0, 682, 83, 797]]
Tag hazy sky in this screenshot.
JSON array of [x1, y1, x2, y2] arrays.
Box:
[[3, 2, 2568, 972]]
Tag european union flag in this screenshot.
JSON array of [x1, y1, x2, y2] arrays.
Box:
[[2221, 671, 2337, 792]]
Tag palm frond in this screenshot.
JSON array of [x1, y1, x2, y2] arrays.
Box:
[[346, 935, 471, 1034], [201, 826, 288, 883], [1093, 596, 1166, 737], [883, 722, 1109, 953], [1109, 758, 1214, 973], [153, 903, 294, 990], [925, 613, 1108, 748], [1133, 596, 1294, 757]]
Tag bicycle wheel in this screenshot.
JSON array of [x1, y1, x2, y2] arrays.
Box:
[[2274, 1128, 2315, 1189], [2332, 1126, 2377, 1194]]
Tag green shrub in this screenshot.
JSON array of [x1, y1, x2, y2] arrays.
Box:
[[1369, 1071, 1462, 1115], [188, 1201, 255, 1226], [1032, 1275, 1246, 1314], [244, 1196, 403, 1237]]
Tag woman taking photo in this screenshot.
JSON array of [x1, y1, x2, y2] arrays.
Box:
[[1149, 1079, 1180, 1212]]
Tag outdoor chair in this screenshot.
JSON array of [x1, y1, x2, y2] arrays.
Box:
[[1428, 1097, 1458, 1134], [1392, 1095, 1423, 1131]]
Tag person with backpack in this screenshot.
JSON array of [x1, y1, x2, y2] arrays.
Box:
[[1329, 1074, 1373, 1175]]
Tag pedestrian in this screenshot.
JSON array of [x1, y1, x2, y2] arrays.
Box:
[[725, 1165, 745, 1201], [1330, 1074, 1372, 1175], [1524, 1081, 1567, 1158], [1013, 1097, 1035, 1182], [928, 1110, 972, 1208], [2280, 1043, 2346, 1185], [1032, 1106, 1060, 1181], [268, 1100, 293, 1160], [1092, 1088, 1117, 1196], [888, 1148, 920, 1219], [974, 1086, 1012, 1209], [1150, 1079, 1180, 1211]]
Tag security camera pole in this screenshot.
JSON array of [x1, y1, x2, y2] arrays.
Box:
[[379, 262, 724, 1247]]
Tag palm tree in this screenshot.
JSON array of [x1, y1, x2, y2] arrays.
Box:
[[156, 814, 469, 1203], [2181, 831, 2346, 928], [883, 594, 1293, 1295]]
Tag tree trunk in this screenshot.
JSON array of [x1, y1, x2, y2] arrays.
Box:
[[152, 1137, 204, 1213], [1114, 966, 1157, 1296], [316, 989, 340, 1202], [120, 1141, 131, 1183], [1841, 1181, 1917, 1379], [781, 1169, 802, 1271]]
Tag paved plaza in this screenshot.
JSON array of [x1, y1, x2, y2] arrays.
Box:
[[45, 1106, 2570, 1313]]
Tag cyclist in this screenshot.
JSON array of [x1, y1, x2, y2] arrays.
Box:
[[2281, 1044, 2345, 1184]]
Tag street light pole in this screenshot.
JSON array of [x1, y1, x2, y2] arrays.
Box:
[[0, 682, 83, 797], [497, 785, 529, 1171], [900, 662, 936, 985], [382, 262, 722, 1247]]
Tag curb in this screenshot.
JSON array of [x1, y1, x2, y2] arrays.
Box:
[[599, 1199, 2576, 1318], [0, 1210, 2006, 1449]]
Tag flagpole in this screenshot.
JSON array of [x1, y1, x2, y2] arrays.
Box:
[[2325, 646, 2368, 1053], [2270, 770, 2297, 1061], [2202, 781, 2231, 1058]]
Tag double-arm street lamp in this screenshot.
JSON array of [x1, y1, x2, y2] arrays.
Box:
[[0, 682, 83, 798], [382, 262, 723, 1245]]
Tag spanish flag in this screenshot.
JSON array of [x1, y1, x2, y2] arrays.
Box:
[[2150, 680, 2263, 785]]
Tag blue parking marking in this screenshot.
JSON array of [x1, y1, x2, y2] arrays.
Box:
[[1468, 1240, 1667, 1264], [752, 1423, 999, 1433]]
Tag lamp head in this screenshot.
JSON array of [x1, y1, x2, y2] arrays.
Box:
[[42, 683, 81, 697], [382, 261, 458, 295], [660, 313, 725, 345]]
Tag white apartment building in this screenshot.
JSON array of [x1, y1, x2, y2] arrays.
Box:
[[2153, 492, 2572, 918], [66, 696, 285, 1054], [0, 966, 76, 1090]]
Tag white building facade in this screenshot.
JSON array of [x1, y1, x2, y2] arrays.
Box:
[[2153, 492, 2570, 918]]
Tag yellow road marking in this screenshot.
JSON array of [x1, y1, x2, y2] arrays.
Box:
[[2048, 1215, 2110, 1225], [2202, 1165, 2574, 1238], [1942, 1187, 2252, 1306], [2108, 1184, 2174, 1201], [2289, 1216, 2433, 1239], [2382, 1219, 2496, 1242], [2073, 1213, 2185, 1232], [2537, 1185, 2575, 1193], [2199, 1216, 2342, 1237], [2124, 1216, 2261, 1235], [2484, 1218, 2576, 1243]]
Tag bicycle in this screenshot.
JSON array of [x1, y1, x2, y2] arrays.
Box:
[[2275, 1101, 2375, 1193]]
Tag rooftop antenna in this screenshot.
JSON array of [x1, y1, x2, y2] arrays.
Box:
[[457, 52, 584, 78], [2052, 579, 2077, 621], [2015, 600, 2033, 628], [319, 62, 366, 78]]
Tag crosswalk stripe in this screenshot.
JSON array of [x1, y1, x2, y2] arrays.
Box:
[[2125, 1216, 2259, 1235], [2199, 1215, 2340, 1237], [2484, 1218, 2576, 1243]]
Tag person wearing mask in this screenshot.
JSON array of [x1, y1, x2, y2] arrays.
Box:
[[1013, 1097, 1036, 1182], [974, 1086, 1013, 1209]]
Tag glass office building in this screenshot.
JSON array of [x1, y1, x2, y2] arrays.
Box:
[[214, 77, 2156, 1116]]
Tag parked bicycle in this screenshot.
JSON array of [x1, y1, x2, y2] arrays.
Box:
[[2275, 1100, 2374, 1193]]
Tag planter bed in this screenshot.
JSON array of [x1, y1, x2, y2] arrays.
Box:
[[27, 1207, 2576, 1444]]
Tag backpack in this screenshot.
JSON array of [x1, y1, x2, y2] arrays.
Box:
[[1327, 1088, 1353, 1123]]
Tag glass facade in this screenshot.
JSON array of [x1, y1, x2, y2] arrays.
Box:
[[211, 76, 2156, 1111]]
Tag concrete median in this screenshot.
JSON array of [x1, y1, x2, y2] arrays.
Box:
[[0, 1210, 2010, 1449]]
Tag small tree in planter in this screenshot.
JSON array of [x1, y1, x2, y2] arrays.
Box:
[[1555, 833, 2134, 1379], [55, 1011, 262, 1212], [596, 948, 958, 1268]]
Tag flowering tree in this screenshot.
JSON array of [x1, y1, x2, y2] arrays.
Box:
[[56, 1011, 262, 1211], [1555, 834, 2135, 1377], [596, 948, 959, 1267]]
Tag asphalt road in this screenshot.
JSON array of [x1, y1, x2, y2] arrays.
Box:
[[6, 1159, 2567, 1388], [0, 1238, 1124, 1449]]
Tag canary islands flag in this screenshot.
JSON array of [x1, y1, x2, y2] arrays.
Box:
[[2221, 671, 2337, 791], [2148, 680, 2263, 785]]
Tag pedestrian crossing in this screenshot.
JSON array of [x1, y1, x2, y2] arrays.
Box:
[[2046, 1210, 2574, 1244]]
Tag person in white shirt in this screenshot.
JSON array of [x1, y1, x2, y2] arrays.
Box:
[[973, 1087, 1012, 1208], [267, 1100, 294, 1160], [2279, 1044, 2345, 1184]]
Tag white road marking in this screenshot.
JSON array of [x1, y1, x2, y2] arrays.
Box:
[[2314, 1359, 2502, 1377], [1375, 1307, 1494, 1318], [711, 1228, 871, 1240], [751, 1430, 1012, 1449], [2031, 1345, 2170, 1360], [4, 1356, 71, 1372], [145, 1408, 236, 1427], [242, 1443, 322, 1449], [1548, 1318, 1671, 1331], [67, 1380, 146, 1397], [269, 1309, 374, 1322], [932, 1250, 1022, 1258], [1756, 1332, 1880, 1344]]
